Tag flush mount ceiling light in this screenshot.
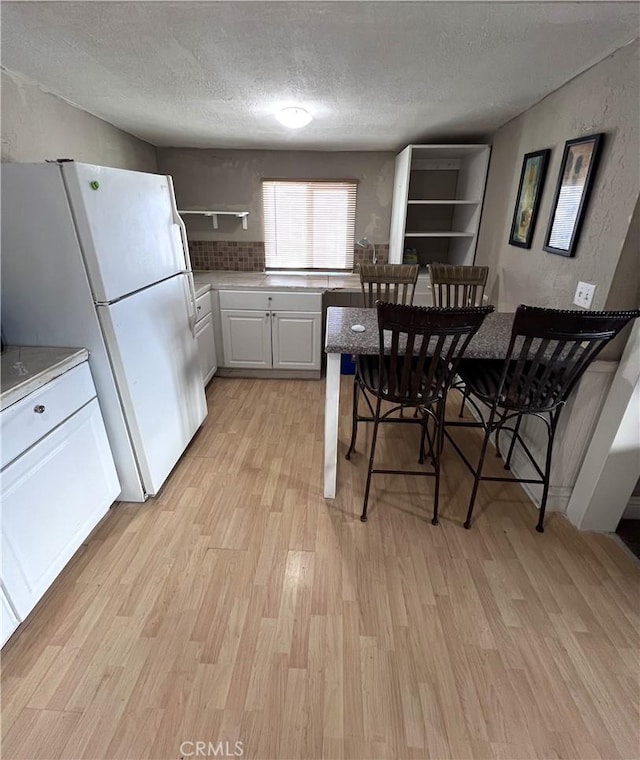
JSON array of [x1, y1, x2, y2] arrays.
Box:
[[275, 107, 312, 129]]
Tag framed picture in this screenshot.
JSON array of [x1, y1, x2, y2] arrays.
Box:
[[543, 133, 604, 257], [508, 149, 551, 248]]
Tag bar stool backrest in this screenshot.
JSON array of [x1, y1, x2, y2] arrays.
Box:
[[376, 302, 494, 406], [429, 263, 489, 307], [360, 264, 419, 307], [498, 305, 640, 411]]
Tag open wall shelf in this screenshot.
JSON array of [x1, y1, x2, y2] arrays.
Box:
[[178, 210, 250, 230]]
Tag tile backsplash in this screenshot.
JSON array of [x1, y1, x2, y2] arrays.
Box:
[[188, 241, 389, 272], [354, 244, 389, 269], [189, 241, 265, 271]]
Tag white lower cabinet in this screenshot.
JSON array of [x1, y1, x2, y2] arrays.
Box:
[[219, 291, 322, 371], [195, 311, 218, 384], [194, 290, 217, 385], [1, 362, 120, 645], [272, 311, 322, 370], [220, 309, 272, 368]]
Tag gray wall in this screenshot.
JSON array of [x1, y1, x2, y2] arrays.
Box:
[[476, 42, 639, 320], [156, 148, 395, 243], [1, 69, 157, 172]]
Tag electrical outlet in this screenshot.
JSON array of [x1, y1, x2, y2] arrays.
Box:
[[573, 281, 596, 309]]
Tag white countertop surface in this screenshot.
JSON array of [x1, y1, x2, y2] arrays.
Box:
[[193, 270, 430, 293], [1, 346, 89, 411]]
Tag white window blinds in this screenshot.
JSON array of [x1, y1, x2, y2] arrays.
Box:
[[263, 180, 357, 270]]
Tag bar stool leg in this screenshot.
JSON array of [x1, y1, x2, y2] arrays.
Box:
[[536, 413, 560, 533], [361, 397, 382, 523], [464, 407, 498, 529], [504, 414, 523, 470], [419, 411, 435, 465], [458, 386, 469, 418], [345, 376, 360, 460], [432, 401, 445, 526]]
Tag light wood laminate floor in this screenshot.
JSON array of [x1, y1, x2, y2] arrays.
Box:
[[2, 378, 638, 760]]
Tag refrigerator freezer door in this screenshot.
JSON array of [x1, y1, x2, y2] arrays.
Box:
[[96, 274, 207, 495], [62, 163, 187, 303]]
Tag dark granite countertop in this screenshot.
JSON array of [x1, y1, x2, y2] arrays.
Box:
[[325, 307, 515, 359]]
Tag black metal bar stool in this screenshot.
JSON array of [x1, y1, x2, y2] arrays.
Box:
[[446, 305, 640, 532], [346, 301, 493, 524]]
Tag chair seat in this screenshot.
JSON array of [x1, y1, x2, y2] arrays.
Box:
[[356, 354, 446, 406], [458, 358, 563, 411]]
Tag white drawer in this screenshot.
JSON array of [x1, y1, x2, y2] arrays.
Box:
[[195, 290, 212, 322], [271, 292, 322, 312], [219, 290, 322, 312], [1, 362, 96, 469], [219, 290, 270, 310]]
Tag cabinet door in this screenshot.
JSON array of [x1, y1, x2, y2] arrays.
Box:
[[220, 309, 272, 368], [1, 399, 120, 620], [1, 587, 20, 648], [195, 312, 217, 385], [272, 311, 322, 370]]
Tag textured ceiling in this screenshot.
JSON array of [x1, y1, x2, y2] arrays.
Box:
[[1, 2, 638, 150]]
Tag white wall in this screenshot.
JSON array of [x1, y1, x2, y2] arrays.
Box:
[[1, 69, 157, 172], [476, 42, 639, 324], [156, 148, 395, 243]]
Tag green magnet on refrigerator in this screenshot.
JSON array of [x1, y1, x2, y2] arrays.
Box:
[[90, 181, 100, 190]]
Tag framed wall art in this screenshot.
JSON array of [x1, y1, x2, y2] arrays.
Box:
[[508, 148, 550, 248], [543, 133, 604, 257]]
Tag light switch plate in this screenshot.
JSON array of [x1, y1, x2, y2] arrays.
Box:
[[574, 281, 596, 309]]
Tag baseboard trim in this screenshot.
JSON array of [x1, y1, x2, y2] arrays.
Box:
[[216, 367, 321, 380], [502, 445, 571, 513]]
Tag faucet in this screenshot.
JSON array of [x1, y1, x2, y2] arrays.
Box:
[[356, 237, 377, 265]]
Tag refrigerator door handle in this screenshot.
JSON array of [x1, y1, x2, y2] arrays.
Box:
[[181, 267, 197, 337], [168, 175, 197, 336]]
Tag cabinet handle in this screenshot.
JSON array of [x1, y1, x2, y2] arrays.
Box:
[[34, 404, 46, 414], [197, 305, 202, 312], [272, 312, 276, 317], [265, 312, 270, 317]]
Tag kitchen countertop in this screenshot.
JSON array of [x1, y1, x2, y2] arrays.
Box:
[[325, 307, 512, 358], [0, 346, 89, 411], [193, 270, 430, 294]]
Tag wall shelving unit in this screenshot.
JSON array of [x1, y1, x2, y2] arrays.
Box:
[[388, 144, 491, 267]]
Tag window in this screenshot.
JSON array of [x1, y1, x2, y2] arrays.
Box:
[[263, 180, 357, 270]]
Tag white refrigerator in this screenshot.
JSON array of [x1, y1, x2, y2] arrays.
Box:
[[1, 161, 207, 501]]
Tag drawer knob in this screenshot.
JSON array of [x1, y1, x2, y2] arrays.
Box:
[[197, 305, 202, 311], [34, 404, 46, 414]]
